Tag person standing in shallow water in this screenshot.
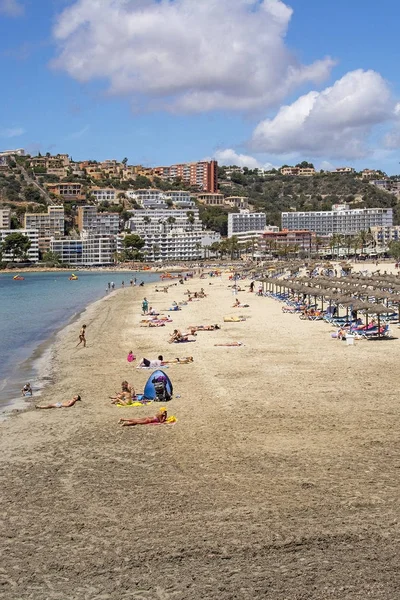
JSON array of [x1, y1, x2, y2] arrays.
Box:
[[142, 297, 149, 314], [76, 324, 87, 348]]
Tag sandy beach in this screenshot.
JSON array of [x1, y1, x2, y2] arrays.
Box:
[[0, 273, 399, 599]]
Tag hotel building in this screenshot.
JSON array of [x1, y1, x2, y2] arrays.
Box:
[[228, 211, 267, 238], [282, 205, 393, 236]]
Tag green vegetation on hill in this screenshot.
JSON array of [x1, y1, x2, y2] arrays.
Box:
[[219, 167, 399, 226]]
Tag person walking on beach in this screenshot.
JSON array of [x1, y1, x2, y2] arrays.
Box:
[[36, 395, 81, 409], [142, 297, 149, 314], [76, 324, 87, 348]]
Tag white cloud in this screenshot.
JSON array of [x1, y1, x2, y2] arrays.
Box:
[[0, 0, 24, 17], [213, 149, 276, 170], [51, 0, 334, 113], [251, 70, 395, 159], [1, 127, 25, 138]]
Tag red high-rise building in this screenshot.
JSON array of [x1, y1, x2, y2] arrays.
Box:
[[153, 160, 218, 193]]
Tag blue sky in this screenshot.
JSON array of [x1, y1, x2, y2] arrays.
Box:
[[1, 0, 400, 173]]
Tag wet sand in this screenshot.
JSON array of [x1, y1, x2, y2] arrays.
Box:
[[0, 274, 399, 599]]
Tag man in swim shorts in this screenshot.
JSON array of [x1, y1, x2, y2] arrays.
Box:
[[36, 395, 81, 409]]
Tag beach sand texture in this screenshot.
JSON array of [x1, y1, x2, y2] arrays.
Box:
[[1, 275, 399, 599]]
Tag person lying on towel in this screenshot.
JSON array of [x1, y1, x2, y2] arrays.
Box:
[[119, 407, 168, 426]]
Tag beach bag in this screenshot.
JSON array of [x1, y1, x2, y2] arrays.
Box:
[[152, 375, 171, 402]]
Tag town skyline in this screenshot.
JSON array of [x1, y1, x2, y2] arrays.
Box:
[[2, 0, 400, 174]]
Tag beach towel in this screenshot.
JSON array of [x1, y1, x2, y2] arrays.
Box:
[[149, 416, 177, 424], [224, 316, 246, 322], [117, 401, 153, 407]]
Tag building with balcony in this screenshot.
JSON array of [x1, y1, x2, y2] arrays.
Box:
[[280, 166, 316, 176], [261, 229, 316, 253], [196, 193, 224, 206], [281, 205, 393, 236], [370, 226, 400, 247], [335, 167, 355, 174], [162, 190, 195, 208], [0, 207, 11, 229], [224, 196, 249, 210], [77, 206, 119, 235], [47, 182, 84, 200], [24, 206, 65, 238], [153, 160, 218, 193], [50, 232, 118, 266], [228, 211, 267, 238], [126, 189, 167, 209], [0, 229, 39, 262], [90, 188, 119, 204]]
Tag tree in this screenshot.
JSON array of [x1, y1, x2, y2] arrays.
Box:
[[389, 241, 400, 261], [122, 234, 145, 261], [122, 157, 128, 166], [42, 250, 61, 266], [2, 232, 31, 262]]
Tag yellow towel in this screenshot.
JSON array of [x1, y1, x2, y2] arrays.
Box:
[[165, 416, 177, 424]]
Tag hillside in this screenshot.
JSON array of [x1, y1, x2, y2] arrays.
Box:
[[1, 155, 399, 236], [218, 167, 400, 227]]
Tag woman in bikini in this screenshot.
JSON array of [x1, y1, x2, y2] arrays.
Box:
[[109, 381, 135, 404], [119, 407, 168, 426]]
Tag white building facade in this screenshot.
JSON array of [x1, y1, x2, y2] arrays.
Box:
[[0, 229, 39, 262], [0, 207, 11, 229], [282, 206, 393, 235], [24, 206, 65, 238], [50, 232, 118, 266], [228, 211, 267, 237], [127, 208, 219, 261]]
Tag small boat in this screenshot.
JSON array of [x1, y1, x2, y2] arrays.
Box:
[[69, 274, 78, 280], [13, 275, 24, 280]]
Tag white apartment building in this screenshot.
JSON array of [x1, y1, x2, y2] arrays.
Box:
[[127, 208, 219, 261], [77, 206, 119, 235], [228, 211, 267, 238], [50, 232, 118, 266], [163, 190, 195, 208], [0, 229, 39, 262], [0, 207, 11, 229], [370, 226, 400, 247], [91, 188, 119, 204], [24, 206, 65, 238], [126, 189, 167, 209], [282, 205, 393, 235], [137, 229, 221, 262], [128, 209, 203, 235]]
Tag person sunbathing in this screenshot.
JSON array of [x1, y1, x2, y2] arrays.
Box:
[[109, 381, 135, 404], [162, 356, 194, 364], [139, 356, 164, 368], [36, 395, 81, 409], [214, 342, 243, 347], [140, 321, 166, 327], [232, 299, 249, 308], [188, 324, 220, 331], [119, 407, 168, 426]]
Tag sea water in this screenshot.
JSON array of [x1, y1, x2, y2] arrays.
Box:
[[0, 271, 160, 409]]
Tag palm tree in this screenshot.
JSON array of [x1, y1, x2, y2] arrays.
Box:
[[152, 244, 160, 260], [195, 242, 202, 258]]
